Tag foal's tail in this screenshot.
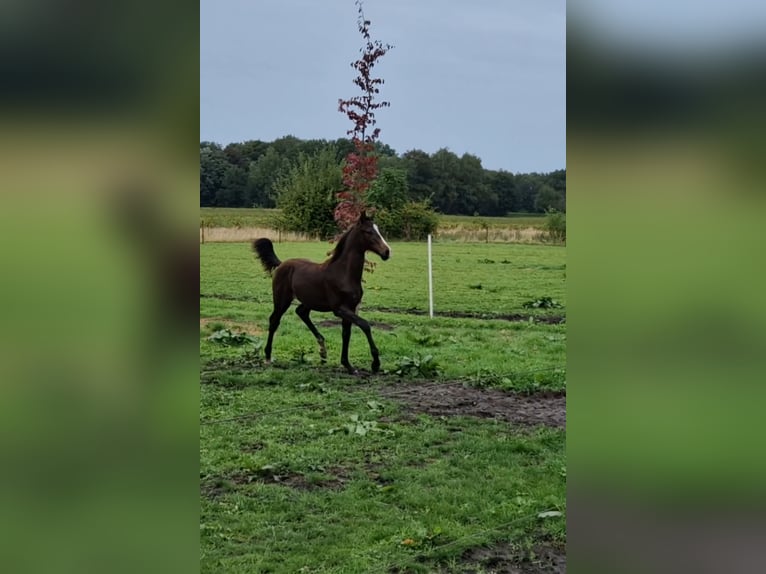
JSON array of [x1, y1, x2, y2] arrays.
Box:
[[252, 238, 282, 274]]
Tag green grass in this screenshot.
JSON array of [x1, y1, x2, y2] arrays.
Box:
[[201, 207, 279, 228], [438, 213, 546, 229], [201, 240, 566, 572], [201, 242, 565, 318]]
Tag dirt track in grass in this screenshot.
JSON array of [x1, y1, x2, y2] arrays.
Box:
[[200, 294, 564, 324], [380, 383, 565, 428], [453, 541, 566, 573]]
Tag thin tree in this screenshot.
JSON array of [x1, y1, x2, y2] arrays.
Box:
[[336, 0, 393, 231]]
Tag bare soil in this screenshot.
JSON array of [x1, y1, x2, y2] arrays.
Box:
[[381, 383, 565, 428], [201, 467, 351, 498], [455, 541, 566, 574], [371, 307, 565, 324], [200, 460, 398, 499]]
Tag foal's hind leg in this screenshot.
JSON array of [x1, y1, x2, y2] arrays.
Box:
[[264, 292, 292, 364], [295, 304, 327, 363]]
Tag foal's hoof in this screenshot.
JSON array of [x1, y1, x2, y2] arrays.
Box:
[[371, 360, 380, 373], [344, 366, 370, 377]]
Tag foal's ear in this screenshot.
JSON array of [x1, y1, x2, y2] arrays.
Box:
[[360, 211, 369, 222]]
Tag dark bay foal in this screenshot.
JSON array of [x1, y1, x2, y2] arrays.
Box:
[[252, 212, 391, 373]]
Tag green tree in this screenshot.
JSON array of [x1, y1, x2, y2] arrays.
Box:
[[200, 142, 228, 206], [514, 173, 540, 213], [331, 138, 356, 162], [299, 138, 330, 158], [487, 169, 517, 214], [271, 135, 304, 165], [374, 142, 398, 157], [430, 148, 460, 213], [535, 183, 565, 212], [239, 140, 269, 165], [544, 169, 567, 212], [223, 143, 247, 169], [216, 165, 248, 207], [199, 136, 565, 215], [368, 168, 408, 211], [246, 147, 291, 208], [402, 149, 435, 202], [274, 148, 342, 239], [456, 152, 491, 215]]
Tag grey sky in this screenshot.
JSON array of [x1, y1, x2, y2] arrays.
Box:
[[200, 0, 565, 173]]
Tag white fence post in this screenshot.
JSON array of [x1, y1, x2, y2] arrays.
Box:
[[427, 234, 434, 318]]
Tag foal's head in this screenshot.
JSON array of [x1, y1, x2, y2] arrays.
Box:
[[354, 212, 391, 261]]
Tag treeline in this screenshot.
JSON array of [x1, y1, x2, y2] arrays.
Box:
[[200, 136, 565, 216]]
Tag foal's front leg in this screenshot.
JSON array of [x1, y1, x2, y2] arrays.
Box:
[[336, 306, 380, 373], [340, 318, 353, 372]]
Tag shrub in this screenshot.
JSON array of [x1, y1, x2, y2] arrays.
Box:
[[545, 209, 566, 243], [376, 201, 438, 240], [367, 168, 438, 240], [274, 148, 341, 239]]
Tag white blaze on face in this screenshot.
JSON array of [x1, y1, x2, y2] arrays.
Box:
[[372, 223, 391, 255]]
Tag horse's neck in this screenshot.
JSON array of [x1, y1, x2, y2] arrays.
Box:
[[332, 234, 365, 283]]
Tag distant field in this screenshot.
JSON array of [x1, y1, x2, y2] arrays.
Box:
[[438, 213, 546, 229], [201, 207, 277, 228], [200, 208, 552, 244]]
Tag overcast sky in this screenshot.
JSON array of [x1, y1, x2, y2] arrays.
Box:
[[200, 0, 565, 173]]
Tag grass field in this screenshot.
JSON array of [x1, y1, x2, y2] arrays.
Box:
[[200, 239, 566, 573], [200, 208, 551, 244], [201, 207, 278, 229]]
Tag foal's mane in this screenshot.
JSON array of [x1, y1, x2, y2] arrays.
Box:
[[328, 224, 358, 263], [328, 229, 350, 263]]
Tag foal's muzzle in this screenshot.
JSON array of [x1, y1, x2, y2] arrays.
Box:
[[380, 248, 390, 261]]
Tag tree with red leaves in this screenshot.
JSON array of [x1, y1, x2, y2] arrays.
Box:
[[336, 0, 393, 231]]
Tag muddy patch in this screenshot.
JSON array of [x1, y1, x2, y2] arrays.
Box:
[[369, 307, 564, 324], [201, 461, 398, 498], [318, 319, 395, 331], [456, 541, 565, 574], [381, 384, 565, 428], [200, 295, 563, 324], [201, 467, 350, 498]]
